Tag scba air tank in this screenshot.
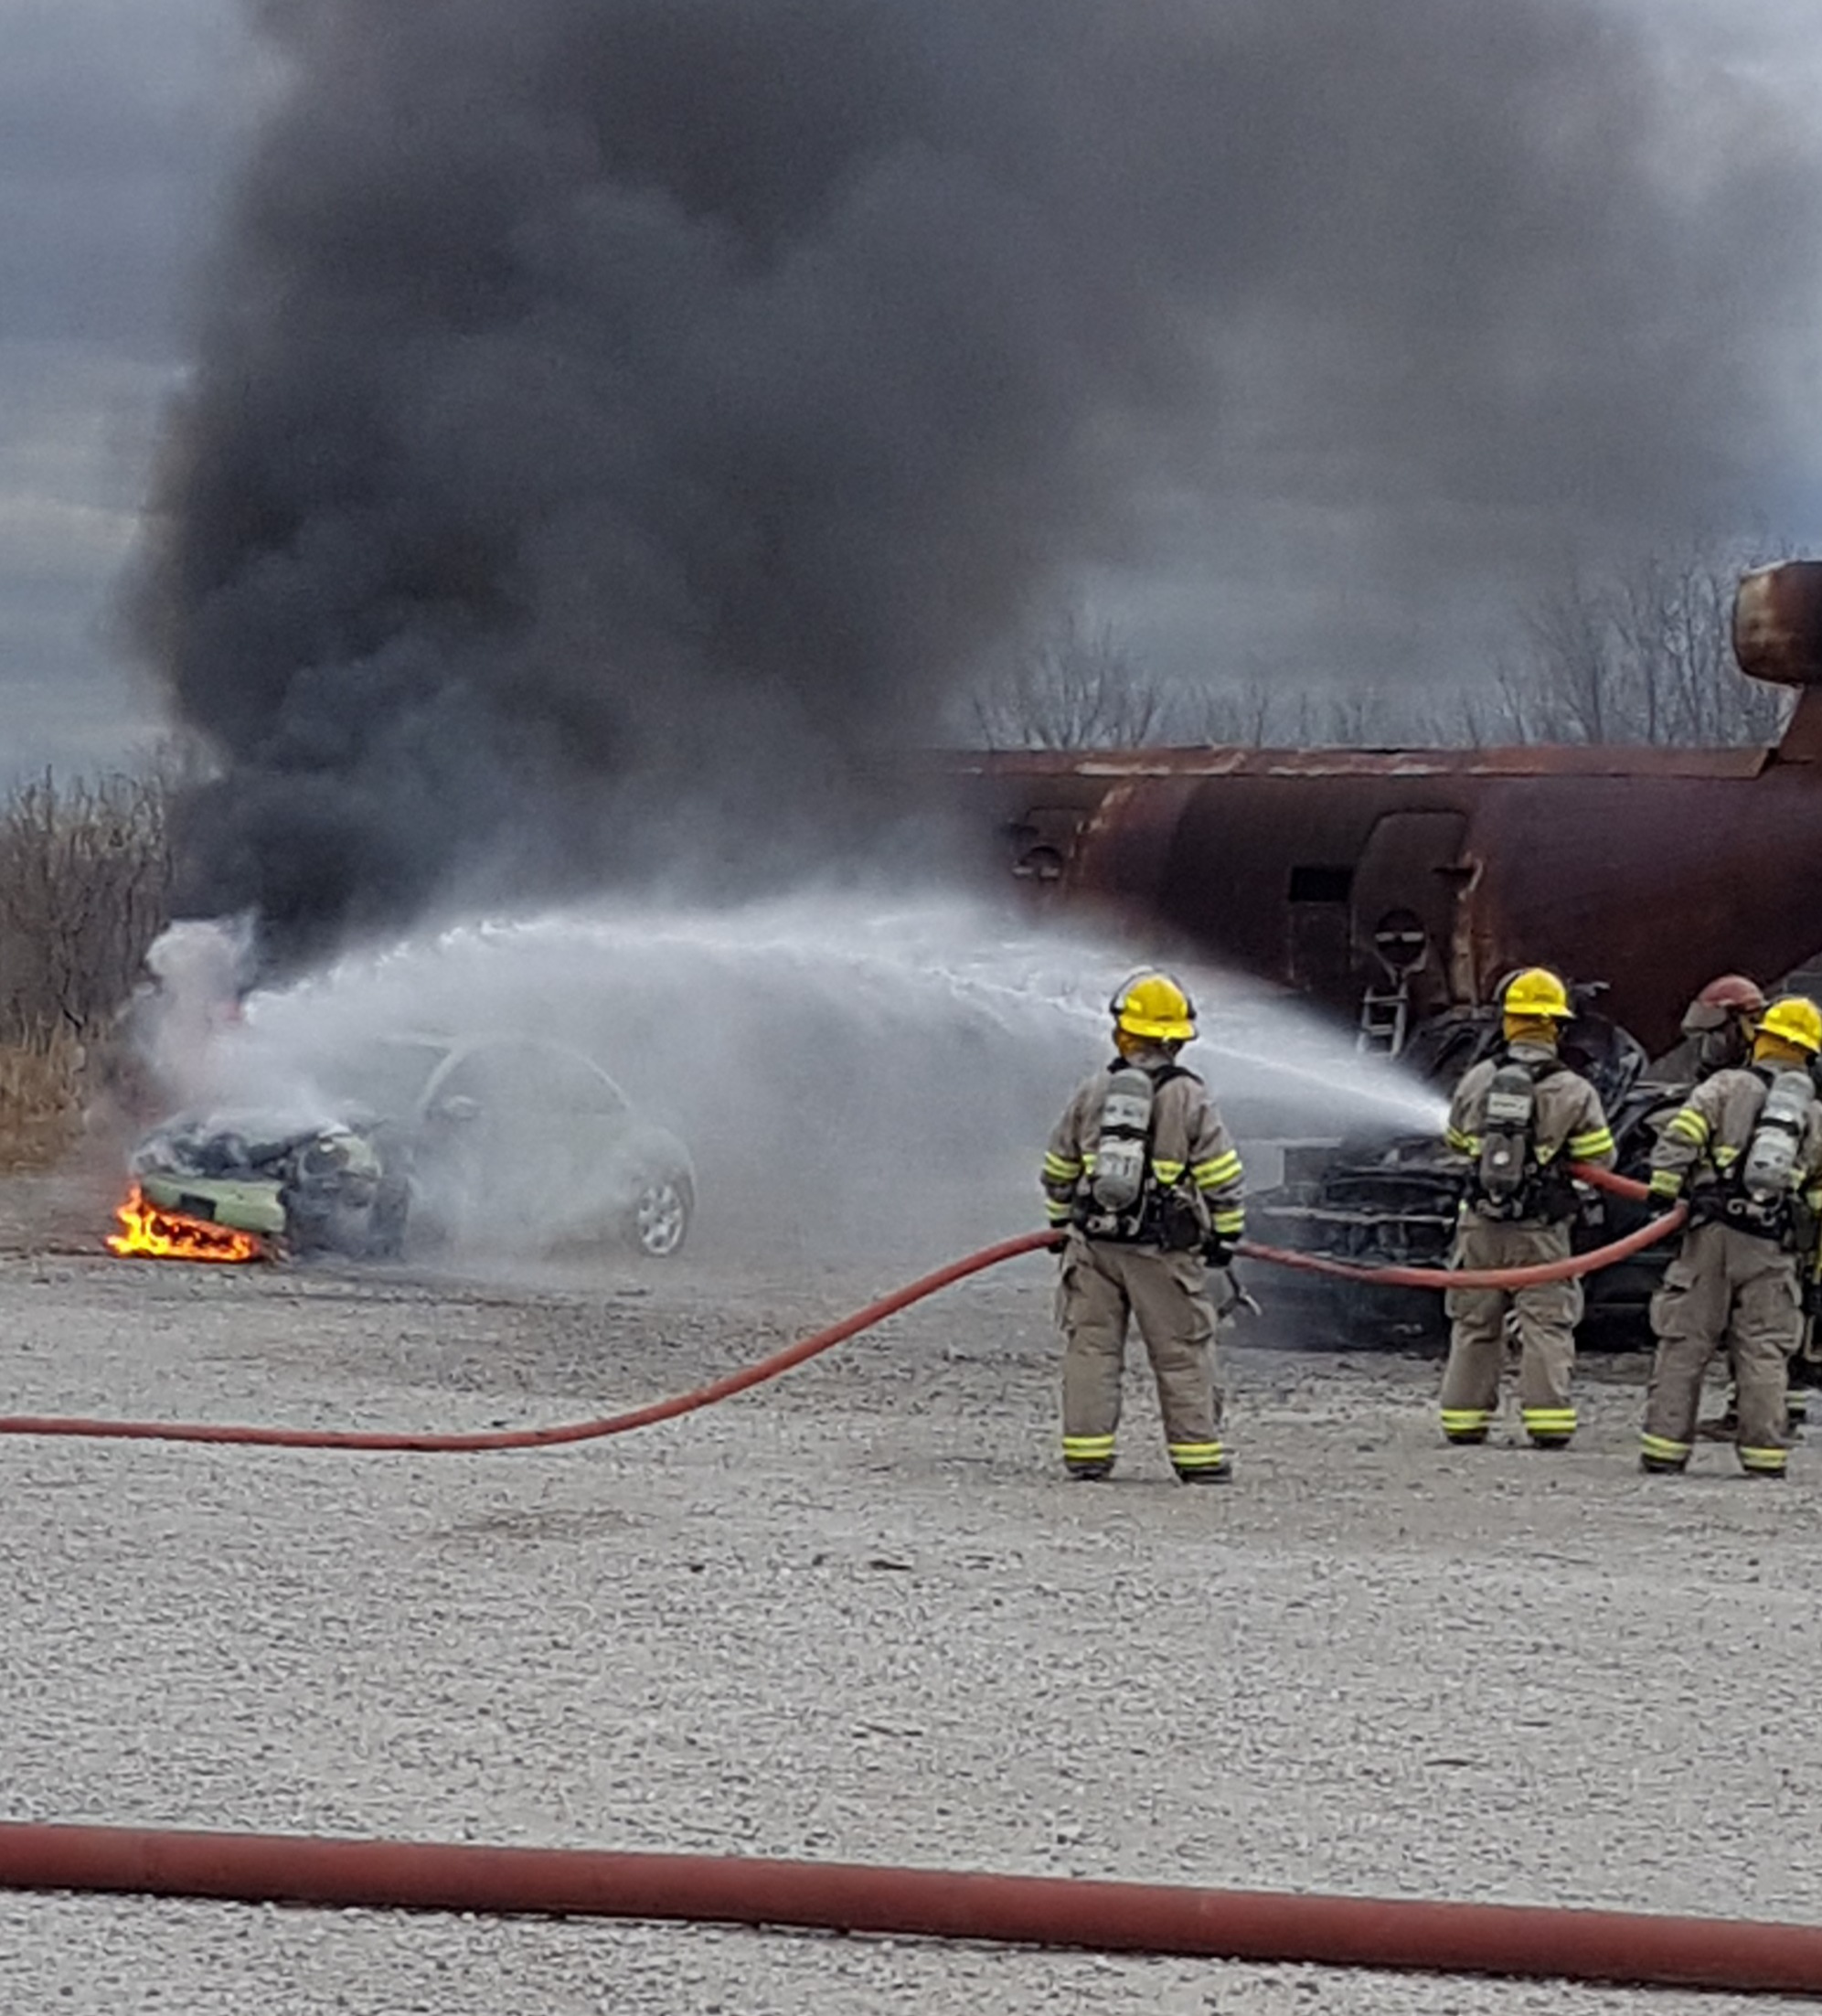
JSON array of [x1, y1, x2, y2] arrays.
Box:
[[1476, 1061, 1536, 1211], [1091, 1066, 1156, 1212], [1742, 1071, 1813, 1203]]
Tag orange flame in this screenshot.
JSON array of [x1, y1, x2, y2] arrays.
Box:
[[106, 1187, 268, 1264]]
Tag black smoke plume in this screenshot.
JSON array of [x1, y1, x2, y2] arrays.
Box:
[[134, 0, 1818, 961]]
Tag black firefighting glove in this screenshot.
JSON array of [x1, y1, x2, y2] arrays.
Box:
[[1202, 1232, 1236, 1269]]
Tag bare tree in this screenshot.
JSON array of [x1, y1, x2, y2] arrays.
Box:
[[1488, 536, 1792, 747], [969, 536, 1795, 756], [970, 605, 1175, 750], [1173, 672, 1447, 748], [0, 772, 174, 1044], [1172, 673, 1284, 744]]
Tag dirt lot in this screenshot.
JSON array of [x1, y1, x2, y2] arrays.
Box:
[[2, 1168, 1819, 2014]]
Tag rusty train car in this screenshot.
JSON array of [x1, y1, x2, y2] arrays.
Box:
[[960, 562, 1822, 1055]]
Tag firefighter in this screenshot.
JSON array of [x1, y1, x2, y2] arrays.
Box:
[[1438, 967, 1615, 1449], [1639, 974, 1812, 1436], [1041, 971, 1244, 1484], [1646, 974, 1768, 1089], [1640, 996, 1822, 1478]]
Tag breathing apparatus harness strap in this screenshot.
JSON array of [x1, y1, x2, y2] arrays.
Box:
[[1071, 1061, 1202, 1247], [1468, 1048, 1578, 1225]]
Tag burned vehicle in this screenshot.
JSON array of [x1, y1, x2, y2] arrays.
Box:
[[131, 1035, 697, 1262], [1248, 995, 1685, 1349], [132, 1114, 405, 1259]]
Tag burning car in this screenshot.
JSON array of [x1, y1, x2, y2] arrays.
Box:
[[123, 1034, 696, 1263], [124, 1115, 404, 1262]]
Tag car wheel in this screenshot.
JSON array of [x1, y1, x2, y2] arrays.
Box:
[[628, 1172, 693, 1258]]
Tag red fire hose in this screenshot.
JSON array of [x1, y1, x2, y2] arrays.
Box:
[[1, 1822, 1818, 1995], [0, 1230, 1060, 1451], [0, 1167, 1681, 1454]]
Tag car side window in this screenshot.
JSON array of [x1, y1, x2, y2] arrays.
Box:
[[429, 1042, 628, 1122]]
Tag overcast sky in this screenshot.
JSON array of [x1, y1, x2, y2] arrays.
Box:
[[3, 0, 1820, 783]]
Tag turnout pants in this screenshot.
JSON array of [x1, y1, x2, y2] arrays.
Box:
[[1644, 1221, 1797, 1475], [1439, 1216, 1580, 1445], [1057, 1236, 1224, 1475]]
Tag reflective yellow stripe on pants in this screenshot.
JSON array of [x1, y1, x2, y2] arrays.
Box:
[[1521, 1405, 1577, 1442], [1167, 1440, 1226, 1470], [1640, 1432, 1690, 1467], [1062, 1435, 1116, 1464], [1440, 1407, 1490, 1440], [1741, 1444, 1788, 1473]]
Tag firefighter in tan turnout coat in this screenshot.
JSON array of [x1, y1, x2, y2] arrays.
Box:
[[1042, 973, 1244, 1484], [1439, 967, 1615, 1448], [1641, 995, 1822, 1478]]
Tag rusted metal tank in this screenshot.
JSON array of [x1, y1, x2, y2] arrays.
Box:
[[1735, 560, 1822, 690], [960, 563, 1822, 1054]]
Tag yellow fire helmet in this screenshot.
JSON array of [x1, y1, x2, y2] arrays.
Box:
[[1500, 967, 1574, 1021], [1758, 996, 1822, 1055], [1110, 970, 1198, 1044]]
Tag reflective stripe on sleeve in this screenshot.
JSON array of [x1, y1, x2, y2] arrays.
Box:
[[1151, 1158, 1187, 1184], [1666, 1108, 1710, 1146], [1210, 1209, 1245, 1237], [1192, 1150, 1242, 1189], [1647, 1169, 1683, 1199], [1566, 1127, 1614, 1160], [1042, 1152, 1081, 1181]]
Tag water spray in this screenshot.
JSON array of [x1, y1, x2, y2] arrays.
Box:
[[124, 893, 1447, 1269]]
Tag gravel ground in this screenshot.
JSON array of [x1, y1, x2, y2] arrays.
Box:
[[2, 1170, 1820, 2014]]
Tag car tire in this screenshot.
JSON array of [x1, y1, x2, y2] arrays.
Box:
[[627, 1172, 693, 1258]]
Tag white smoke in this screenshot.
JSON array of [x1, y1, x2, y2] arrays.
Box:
[[129, 914, 261, 1116]]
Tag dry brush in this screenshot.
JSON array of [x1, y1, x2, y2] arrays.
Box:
[[0, 773, 172, 1168]]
